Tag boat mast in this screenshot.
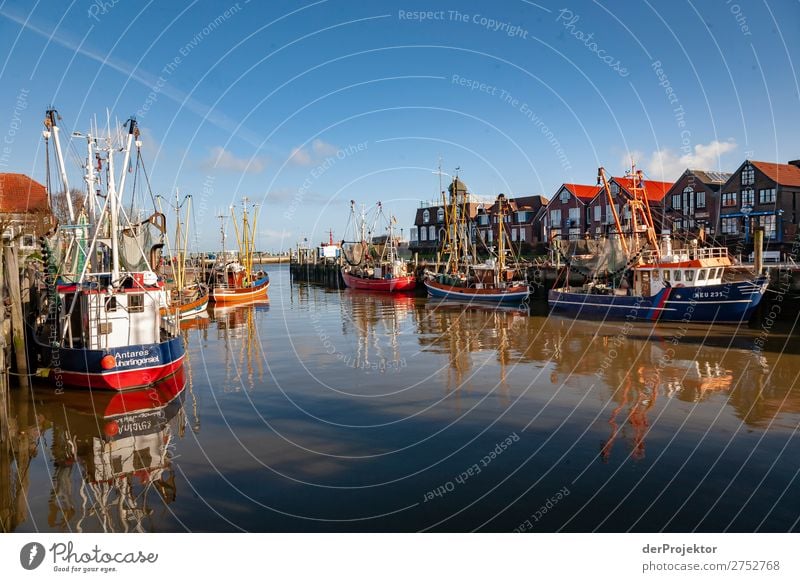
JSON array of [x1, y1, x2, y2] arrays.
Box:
[[497, 194, 506, 274], [117, 118, 138, 204], [598, 167, 629, 257], [45, 108, 75, 223], [106, 131, 120, 281]]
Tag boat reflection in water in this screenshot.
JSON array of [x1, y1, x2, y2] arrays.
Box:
[[209, 300, 268, 392], [338, 291, 416, 374], [1, 370, 186, 532]]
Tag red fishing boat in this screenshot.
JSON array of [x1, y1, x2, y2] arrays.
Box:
[[341, 201, 417, 293]]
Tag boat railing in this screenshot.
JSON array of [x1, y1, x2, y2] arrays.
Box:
[[642, 246, 729, 263]]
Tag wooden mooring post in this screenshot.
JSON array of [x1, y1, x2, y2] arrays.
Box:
[[3, 244, 29, 390]]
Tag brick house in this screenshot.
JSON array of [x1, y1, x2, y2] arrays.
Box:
[[663, 169, 731, 236], [718, 160, 800, 245], [542, 183, 599, 241], [612, 175, 672, 232], [408, 178, 480, 253], [475, 194, 548, 250], [0, 173, 51, 253]]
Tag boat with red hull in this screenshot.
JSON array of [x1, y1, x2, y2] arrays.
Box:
[[33, 112, 185, 392], [341, 269, 416, 292]]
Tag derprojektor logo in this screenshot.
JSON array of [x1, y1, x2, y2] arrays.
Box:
[[19, 542, 46, 570]]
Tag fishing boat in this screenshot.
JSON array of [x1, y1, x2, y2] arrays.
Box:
[[157, 191, 209, 320], [33, 111, 185, 391], [424, 180, 530, 305], [209, 198, 270, 304], [341, 201, 416, 292], [548, 166, 768, 323]]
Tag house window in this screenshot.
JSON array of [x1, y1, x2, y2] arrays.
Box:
[[410, 228, 417, 242], [511, 228, 517, 241], [742, 164, 755, 185], [428, 225, 436, 241], [560, 189, 570, 202], [672, 194, 682, 210], [519, 228, 526, 241], [594, 205, 601, 221], [741, 188, 754, 206], [128, 294, 144, 313], [722, 192, 737, 207], [611, 182, 619, 195], [568, 207, 580, 226], [550, 209, 561, 225], [759, 188, 776, 204], [517, 211, 528, 222], [683, 186, 694, 211], [721, 217, 739, 234], [487, 230, 493, 243], [437, 208, 445, 222], [423, 209, 430, 224], [696, 191, 706, 209], [420, 227, 427, 241], [760, 214, 777, 238]]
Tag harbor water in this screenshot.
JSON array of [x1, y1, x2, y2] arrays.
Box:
[[3, 264, 800, 532]]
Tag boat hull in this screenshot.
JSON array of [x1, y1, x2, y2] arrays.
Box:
[[210, 276, 270, 304], [36, 335, 186, 391], [424, 279, 530, 304], [341, 269, 416, 292], [548, 277, 768, 323]]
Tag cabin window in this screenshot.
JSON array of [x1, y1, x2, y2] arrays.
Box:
[[697, 269, 707, 281], [663, 270, 670, 282], [128, 293, 144, 313], [106, 296, 117, 312], [715, 268, 723, 279], [652, 270, 660, 279], [684, 270, 695, 282], [673, 270, 682, 282]]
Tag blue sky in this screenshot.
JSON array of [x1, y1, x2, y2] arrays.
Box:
[[1, 0, 798, 251]]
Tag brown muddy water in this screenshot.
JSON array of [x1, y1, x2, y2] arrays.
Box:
[[2, 264, 800, 532]]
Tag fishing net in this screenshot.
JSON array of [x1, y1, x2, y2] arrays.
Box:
[[119, 212, 165, 272]]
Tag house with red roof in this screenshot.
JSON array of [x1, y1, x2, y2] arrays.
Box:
[[542, 183, 599, 241], [718, 159, 800, 245], [0, 173, 52, 251], [583, 175, 672, 236]]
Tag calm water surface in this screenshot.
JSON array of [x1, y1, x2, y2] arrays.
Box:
[[3, 264, 800, 532]]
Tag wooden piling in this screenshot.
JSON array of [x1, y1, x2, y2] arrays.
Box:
[[0, 250, 7, 448], [3, 244, 29, 389]]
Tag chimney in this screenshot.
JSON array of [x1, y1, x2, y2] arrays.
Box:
[[789, 160, 800, 169]]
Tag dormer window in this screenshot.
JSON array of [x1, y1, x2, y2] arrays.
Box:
[[742, 164, 755, 186], [611, 182, 619, 195], [560, 189, 570, 203], [436, 208, 444, 222], [423, 209, 430, 224]]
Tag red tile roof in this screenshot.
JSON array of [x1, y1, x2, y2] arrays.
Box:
[[613, 176, 672, 202], [751, 161, 800, 188], [0, 173, 49, 213], [562, 183, 600, 201]]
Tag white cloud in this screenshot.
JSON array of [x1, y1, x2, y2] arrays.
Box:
[[628, 139, 737, 181], [288, 139, 338, 166], [312, 139, 338, 156], [288, 146, 313, 166], [201, 147, 266, 173]]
